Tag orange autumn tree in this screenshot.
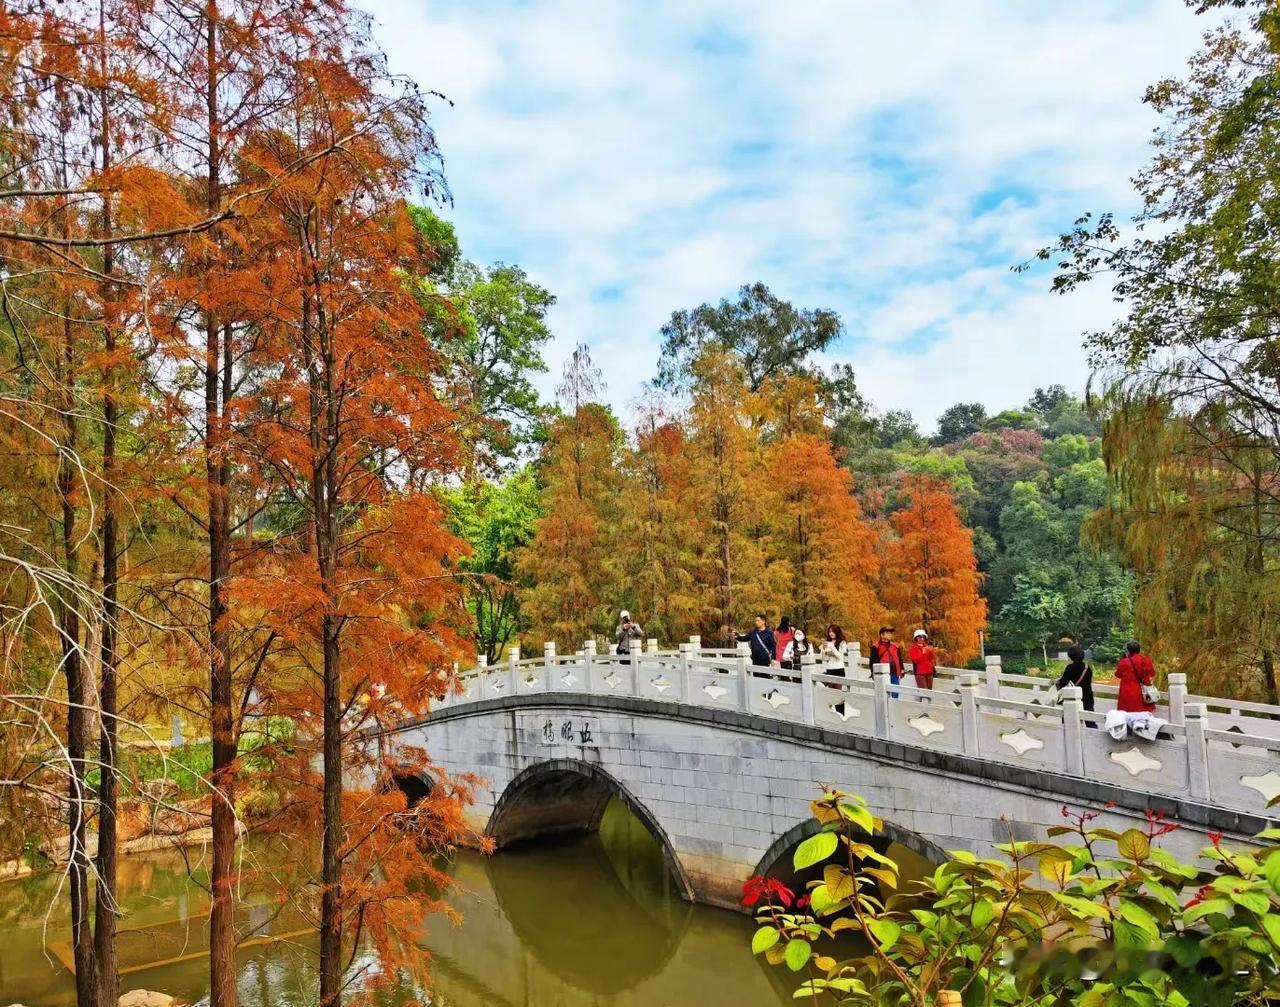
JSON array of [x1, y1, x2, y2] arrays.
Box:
[[231, 19, 474, 1006], [518, 346, 623, 650], [684, 347, 778, 642], [882, 476, 987, 663], [614, 398, 701, 642], [756, 374, 882, 640]]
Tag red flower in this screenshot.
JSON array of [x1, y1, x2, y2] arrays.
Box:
[[796, 894, 811, 910], [1208, 831, 1223, 847], [741, 874, 795, 908], [1185, 885, 1213, 908]]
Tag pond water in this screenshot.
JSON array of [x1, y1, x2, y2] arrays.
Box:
[[0, 800, 792, 1006]]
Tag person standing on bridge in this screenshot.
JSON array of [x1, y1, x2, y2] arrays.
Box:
[[737, 614, 776, 667], [615, 610, 644, 661], [820, 625, 848, 714], [1054, 644, 1095, 713], [870, 626, 905, 691], [908, 629, 936, 690], [1115, 639, 1157, 714], [774, 616, 795, 666]]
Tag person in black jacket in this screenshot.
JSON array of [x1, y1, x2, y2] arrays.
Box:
[[736, 614, 776, 667], [1055, 644, 1095, 712]]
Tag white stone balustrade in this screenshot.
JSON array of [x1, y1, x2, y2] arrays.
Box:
[[429, 642, 1280, 819]]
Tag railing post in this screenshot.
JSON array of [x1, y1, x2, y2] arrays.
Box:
[[800, 650, 817, 725], [543, 641, 556, 692], [689, 635, 701, 652], [957, 672, 980, 754], [582, 639, 595, 693], [849, 641, 862, 678], [630, 639, 644, 696], [871, 662, 890, 738], [507, 645, 521, 693], [473, 653, 486, 700], [984, 654, 1002, 697], [678, 642, 692, 703], [1185, 703, 1211, 801], [1060, 685, 1085, 776], [1168, 672, 1187, 726], [737, 641, 752, 713], [647, 637, 658, 654]]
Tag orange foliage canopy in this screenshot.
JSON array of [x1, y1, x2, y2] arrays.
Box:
[[881, 476, 987, 663]]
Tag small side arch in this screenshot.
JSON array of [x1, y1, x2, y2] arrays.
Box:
[[487, 758, 695, 900], [754, 816, 948, 880]]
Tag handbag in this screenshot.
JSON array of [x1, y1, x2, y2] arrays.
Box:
[[1141, 683, 1161, 704], [1044, 685, 1061, 706]]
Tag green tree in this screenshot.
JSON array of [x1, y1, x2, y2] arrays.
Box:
[[934, 402, 987, 444], [447, 467, 542, 663], [413, 208, 555, 473], [655, 282, 843, 392], [991, 472, 1133, 660], [875, 410, 923, 450], [1036, 0, 1280, 698]]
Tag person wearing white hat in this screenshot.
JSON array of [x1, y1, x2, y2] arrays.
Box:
[[908, 628, 936, 690], [615, 610, 643, 660]]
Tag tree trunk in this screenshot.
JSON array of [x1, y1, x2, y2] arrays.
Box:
[[60, 370, 97, 1007], [94, 13, 120, 996], [201, 7, 237, 1007], [319, 612, 343, 1007], [55, 120, 98, 1007]]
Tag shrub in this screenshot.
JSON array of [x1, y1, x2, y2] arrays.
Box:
[[746, 792, 1280, 1006]]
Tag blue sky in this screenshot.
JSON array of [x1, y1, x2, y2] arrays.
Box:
[[374, 1, 1216, 430]]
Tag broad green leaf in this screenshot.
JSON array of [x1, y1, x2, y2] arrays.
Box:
[[752, 926, 781, 954], [792, 979, 825, 998], [794, 831, 839, 871], [1118, 828, 1151, 861], [1143, 878, 1181, 910], [839, 801, 876, 834], [784, 938, 812, 972], [867, 918, 900, 949], [1117, 901, 1159, 940], [1183, 897, 1232, 923], [830, 917, 863, 933], [1261, 913, 1280, 949], [1265, 851, 1280, 895], [808, 883, 836, 915], [971, 898, 995, 929], [1230, 888, 1271, 914]]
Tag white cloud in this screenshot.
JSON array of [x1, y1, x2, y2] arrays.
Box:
[[370, 0, 1214, 429]]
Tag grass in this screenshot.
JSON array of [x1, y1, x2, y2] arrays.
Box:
[[88, 717, 294, 800]]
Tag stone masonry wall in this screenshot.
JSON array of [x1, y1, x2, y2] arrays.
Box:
[[385, 694, 1275, 910]]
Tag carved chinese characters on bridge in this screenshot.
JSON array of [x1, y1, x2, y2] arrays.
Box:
[[535, 716, 596, 746]]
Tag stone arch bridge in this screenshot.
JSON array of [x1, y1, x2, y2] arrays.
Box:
[[371, 641, 1280, 909]]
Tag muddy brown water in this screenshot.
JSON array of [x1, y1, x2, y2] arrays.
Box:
[[0, 800, 795, 1006]]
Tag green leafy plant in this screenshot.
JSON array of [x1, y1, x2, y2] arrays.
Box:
[[746, 792, 1280, 1006]]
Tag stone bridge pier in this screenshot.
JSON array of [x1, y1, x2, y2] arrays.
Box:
[[380, 693, 1269, 910]]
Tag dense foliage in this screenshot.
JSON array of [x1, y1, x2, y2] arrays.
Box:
[[749, 790, 1280, 1006]]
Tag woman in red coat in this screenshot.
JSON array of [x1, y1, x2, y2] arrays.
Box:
[[1115, 640, 1157, 713]]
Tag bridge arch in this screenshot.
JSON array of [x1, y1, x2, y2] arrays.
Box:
[[755, 815, 948, 880], [487, 758, 695, 901]]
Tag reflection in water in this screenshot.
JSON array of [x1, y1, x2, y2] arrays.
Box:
[[0, 798, 786, 1007]]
